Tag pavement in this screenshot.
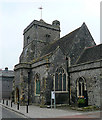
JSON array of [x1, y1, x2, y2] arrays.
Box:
[[1, 105, 26, 118], [0, 100, 101, 119]]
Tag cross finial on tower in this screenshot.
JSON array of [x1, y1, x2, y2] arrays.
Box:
[[38, 6, 43, 19]]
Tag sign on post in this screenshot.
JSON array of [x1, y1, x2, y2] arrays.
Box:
[[51, 91, 56, 109], [51, 91, 55, 99]]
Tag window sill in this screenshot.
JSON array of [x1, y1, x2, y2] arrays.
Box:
[[35, 94, 40, 97], [54, 91, 68, 93]]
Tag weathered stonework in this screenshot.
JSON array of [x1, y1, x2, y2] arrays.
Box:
[[69, 60, 101, 107], [20, 19, 60, 63], [14, 19, 101, 108], [0, 68, 14, 100]]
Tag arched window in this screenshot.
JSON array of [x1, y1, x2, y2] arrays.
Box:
[[77, 77, 86, 97], [35, 74, 40, 95], [55, 67, 67, 91]]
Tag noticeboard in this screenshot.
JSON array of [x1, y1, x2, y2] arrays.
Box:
[[51, 91, 55, 99]]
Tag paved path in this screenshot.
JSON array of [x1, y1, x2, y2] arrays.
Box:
[[0, 105, 26, 118], [0, 100, 101, 119]]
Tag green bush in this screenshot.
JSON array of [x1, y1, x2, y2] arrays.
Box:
[[77, 98, 85, 104]]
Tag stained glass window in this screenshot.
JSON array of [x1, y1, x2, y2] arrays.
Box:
[[35, 74, 40, 95], [36, 80, 40, 94]]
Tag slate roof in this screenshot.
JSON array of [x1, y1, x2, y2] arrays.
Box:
[[76, 44, 102, 64], [40, 27, 80, 57]]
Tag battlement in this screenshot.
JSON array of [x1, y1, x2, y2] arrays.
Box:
[[20, 19, 61, 63], [23, 19, 60, 35]]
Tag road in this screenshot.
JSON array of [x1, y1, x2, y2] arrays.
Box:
[[0, 105, 26, 119]]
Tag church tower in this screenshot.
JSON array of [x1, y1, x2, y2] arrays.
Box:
[[20, 19, 60, 63]]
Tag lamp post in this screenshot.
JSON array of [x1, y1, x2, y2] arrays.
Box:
[[66, 56, 70, 105]]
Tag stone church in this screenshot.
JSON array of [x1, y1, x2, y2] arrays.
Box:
[[13, 19, 101, 107]]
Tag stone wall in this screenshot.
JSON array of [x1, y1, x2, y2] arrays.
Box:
[[31, 59, 49, 105], [69, 60, 101, 107], [0, 69, 14, 100], [21, 47, 69, 105], [14, 63, 31, 104], [20, 20, 60, 63]]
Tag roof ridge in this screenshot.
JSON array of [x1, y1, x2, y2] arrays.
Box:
[[60, 27, 80, 40], [84, 44, 102, 50]]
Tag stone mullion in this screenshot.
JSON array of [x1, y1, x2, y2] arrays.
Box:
[[58, 73, 59, 90], [84, 82, 86, 91]]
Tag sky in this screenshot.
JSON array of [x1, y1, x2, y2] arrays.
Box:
[[0, 0, 101, 70]]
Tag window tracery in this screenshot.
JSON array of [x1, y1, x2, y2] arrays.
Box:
[[55, 67, 67, 91], [77, 77, 86, 97]]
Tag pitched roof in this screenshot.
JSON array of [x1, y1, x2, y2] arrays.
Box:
[[76, 44, 102, 64], [40, 27, 80, 57]]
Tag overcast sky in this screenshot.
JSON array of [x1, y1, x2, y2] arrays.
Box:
[[0, 0, 101, 70]]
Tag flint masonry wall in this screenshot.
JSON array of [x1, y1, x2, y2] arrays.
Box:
[[14, 63, 31, 104], [69, 60, 101, 107], [20, 20, 60, 63], [31, 59, 49, 104], [29, 47, 68, 105]]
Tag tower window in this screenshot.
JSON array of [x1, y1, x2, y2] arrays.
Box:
[[27, 36, 30, 44], [45, 34, 50, 44], [46, 34, 50, 37]]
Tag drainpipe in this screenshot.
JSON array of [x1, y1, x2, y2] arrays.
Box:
[[66, 56, 70, 105]]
